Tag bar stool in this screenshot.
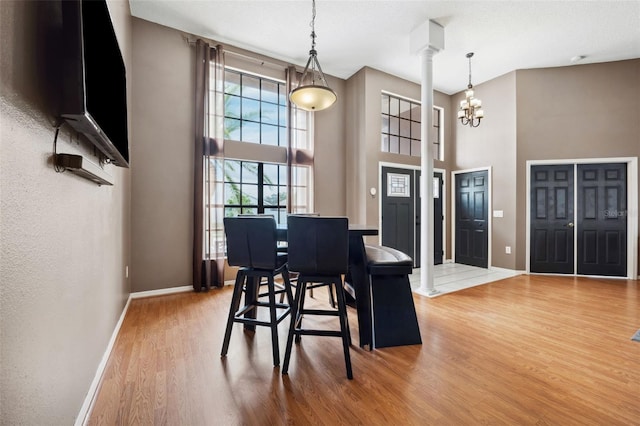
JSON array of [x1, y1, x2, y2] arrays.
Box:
[[282, 213, 335, 307], [221, 215, 294, 367], [282, 215, 353, 379]]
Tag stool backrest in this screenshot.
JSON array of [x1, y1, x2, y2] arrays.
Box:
[[223, 216, 278, 269], [287, 215, 349, 275]]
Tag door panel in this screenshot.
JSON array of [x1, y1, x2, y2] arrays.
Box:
[[415, 171, 421, 267], [530, 165, 574, 274], [381, 167, 414, 260], [433, 172, 444, 265], [455, 170, 488, 268], [576, 163, 627, 276]]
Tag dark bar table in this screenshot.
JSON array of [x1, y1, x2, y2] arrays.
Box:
[[343, 225, 378, 350]]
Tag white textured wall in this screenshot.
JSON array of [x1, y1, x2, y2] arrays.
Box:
[[0, 1, 131, 423]]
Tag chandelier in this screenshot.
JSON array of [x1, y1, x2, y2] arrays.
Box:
[[289, 0, 337, 112], [458, 52, 484, 127]]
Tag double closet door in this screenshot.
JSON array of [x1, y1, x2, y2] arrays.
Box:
[[530, 163, 627, 277]]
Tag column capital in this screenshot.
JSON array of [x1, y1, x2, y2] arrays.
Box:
[[410, 20, 444, 55]]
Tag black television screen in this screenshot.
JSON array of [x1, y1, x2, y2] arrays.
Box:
[[61, 0, 129, 167]]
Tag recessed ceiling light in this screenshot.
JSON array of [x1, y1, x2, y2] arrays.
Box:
[[570, 55, 587, 64]]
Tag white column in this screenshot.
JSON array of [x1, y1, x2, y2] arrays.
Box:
[[410, 21, 444, 295]]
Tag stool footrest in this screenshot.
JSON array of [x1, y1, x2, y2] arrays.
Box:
[[299, 309, 340, 316], [294, 329, 344, 338], [233, 308, 291, 327]]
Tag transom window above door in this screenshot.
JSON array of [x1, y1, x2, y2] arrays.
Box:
[[380, 93, 443, 161]]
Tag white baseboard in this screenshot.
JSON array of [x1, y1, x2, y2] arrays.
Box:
[[489, 266, 525, 275], [76, 284, 194, 425], [75, 296, 131, 426], [130, 285, 193, 299]]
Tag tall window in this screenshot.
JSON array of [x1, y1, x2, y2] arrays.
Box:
[[223, 68, 288, 146], [381, 93, 443, 161], [207, 65, 313, 229]]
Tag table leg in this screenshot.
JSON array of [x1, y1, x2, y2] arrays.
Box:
[[346, 233, 372, 350]]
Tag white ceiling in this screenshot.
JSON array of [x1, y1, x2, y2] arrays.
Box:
[[129, 0, 640, 95]]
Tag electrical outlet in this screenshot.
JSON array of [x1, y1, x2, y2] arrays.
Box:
[[505, 246, 511, 254]]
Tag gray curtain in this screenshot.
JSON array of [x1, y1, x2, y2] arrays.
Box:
[[193, 40, 225, 291]]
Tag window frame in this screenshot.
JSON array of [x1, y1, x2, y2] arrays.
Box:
[[380, 92, 444, 161], [222, 67, 288, 147], [222, 159, 289, 223]]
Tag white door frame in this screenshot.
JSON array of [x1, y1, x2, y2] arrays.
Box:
[[525, 157, 638, 279]]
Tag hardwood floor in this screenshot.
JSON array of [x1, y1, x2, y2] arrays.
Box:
[[87, 275, 640, 425]]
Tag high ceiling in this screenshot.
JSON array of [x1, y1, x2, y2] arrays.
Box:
[[129, 0, 640, 95]]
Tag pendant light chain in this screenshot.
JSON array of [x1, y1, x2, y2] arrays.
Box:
[[467, 53, 473, 89], [310, 0, 316, 51]]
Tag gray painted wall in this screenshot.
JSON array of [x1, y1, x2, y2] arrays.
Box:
[[514, 60, 640, 271], [130, 18, 348, 291], [452, 71, 518, 269], [451, 60, 640, 271], [130, 18, 194, 292], [0, 0, 132, 423]]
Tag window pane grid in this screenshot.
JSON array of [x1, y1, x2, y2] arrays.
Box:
[[380, 93, 443, 160], [223, 69, 287, 146], [222, 160, 288, 223], [381, 94, 421, 156]]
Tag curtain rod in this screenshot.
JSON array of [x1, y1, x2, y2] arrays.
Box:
[[183, 34, 296, 73]]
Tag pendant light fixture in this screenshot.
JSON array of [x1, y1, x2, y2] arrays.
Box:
[[458, 52, 484, 127], [289, 0, 337, 111]]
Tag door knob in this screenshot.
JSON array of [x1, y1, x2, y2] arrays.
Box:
[[567, 222, 574, 228]]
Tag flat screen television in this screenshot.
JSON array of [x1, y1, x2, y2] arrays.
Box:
[[60, 0, 129, 167]]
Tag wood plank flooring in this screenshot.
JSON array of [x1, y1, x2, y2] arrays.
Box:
[[87, 275, 640, 425]]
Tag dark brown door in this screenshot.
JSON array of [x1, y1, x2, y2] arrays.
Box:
[[381, 167, 414, 260], [576, 163, 627, 277], [530, 165, 575, 274], [455, 170, 488, 268], [384, 169, 443, 268], [433, 172, 444, 265]]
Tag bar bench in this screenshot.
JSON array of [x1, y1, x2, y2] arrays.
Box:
[[365, 244, 422, 348]]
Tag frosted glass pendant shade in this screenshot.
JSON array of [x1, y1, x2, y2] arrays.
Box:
[[290, 85, 337, 111]]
